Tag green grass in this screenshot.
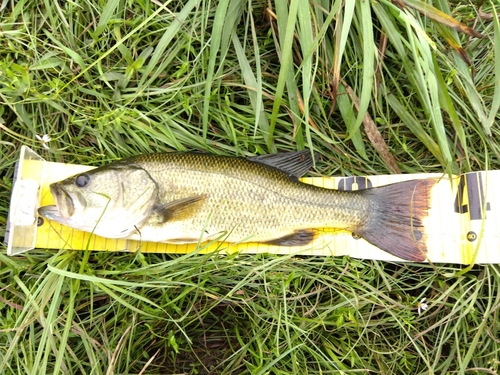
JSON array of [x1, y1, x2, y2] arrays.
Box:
[[1, 0, 500, 374]]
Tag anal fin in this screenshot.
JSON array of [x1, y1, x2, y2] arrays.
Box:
[[264, 229, 317, 246]]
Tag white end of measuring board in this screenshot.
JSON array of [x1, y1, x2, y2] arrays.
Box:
[[6, 146, 46, 256]]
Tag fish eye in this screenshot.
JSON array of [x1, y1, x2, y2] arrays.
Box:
[[75, 173, 90, 188]]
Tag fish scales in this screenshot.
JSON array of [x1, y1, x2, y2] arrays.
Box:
[[123, 153, 372, 242]]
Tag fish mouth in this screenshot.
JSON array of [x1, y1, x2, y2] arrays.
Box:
[[49, 183, 76, 219], [37, 183, 75, 222], [38, 183, 87, 222]]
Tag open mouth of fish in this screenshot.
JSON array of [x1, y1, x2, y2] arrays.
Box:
[[38, 183, 79, 220]]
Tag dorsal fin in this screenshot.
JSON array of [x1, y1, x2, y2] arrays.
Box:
[[248, 150, 317, 178]]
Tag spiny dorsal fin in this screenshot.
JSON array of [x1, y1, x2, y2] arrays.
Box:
[[248, 150, 318, 178]]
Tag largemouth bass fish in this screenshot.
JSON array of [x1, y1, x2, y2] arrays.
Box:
[[38, 151, 435, 261]]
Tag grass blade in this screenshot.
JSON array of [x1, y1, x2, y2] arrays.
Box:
[[402, 0, 484, 38], [331, 0, 354, 109], [296, 0, 314, 151], [94, 0, 121, 38], [202, 0, 230, 140], [485, 4, 500, 131], [139, 0, 200, 87], [269, 0, 300, 147], [231, 33, 275, 152], [347, 0, 375, 141]]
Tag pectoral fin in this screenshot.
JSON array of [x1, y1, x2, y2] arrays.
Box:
[[264, 229, 317, 246], [153, 195, 206, 223]]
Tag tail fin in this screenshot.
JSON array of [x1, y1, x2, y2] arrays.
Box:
[[356, 179, 435, 261]]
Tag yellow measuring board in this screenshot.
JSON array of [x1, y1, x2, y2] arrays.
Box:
[[6, 146, 500, 264]]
